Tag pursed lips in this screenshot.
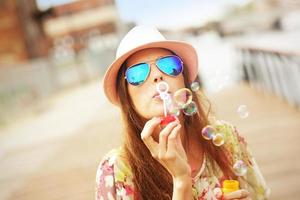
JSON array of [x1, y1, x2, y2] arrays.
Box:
[[152, 91, 171, 99]]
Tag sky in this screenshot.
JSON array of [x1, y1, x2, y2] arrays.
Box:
[[36, 0, 252, 30], [115, 0, 252, 30]]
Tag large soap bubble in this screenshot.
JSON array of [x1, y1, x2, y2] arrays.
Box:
[[173, 88, 193, 108], [201, 125, 216, 140], [182, 101, 197, 116], [212, 133, 225, 146]]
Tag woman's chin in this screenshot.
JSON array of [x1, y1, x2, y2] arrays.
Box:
[[154, 110, 166, 118], [144, 106, 164, 118], [141, 101, 168, 118], [152, 104, 165, 114]]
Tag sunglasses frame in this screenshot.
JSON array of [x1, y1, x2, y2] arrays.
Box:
[[124, 55, 184, 86]]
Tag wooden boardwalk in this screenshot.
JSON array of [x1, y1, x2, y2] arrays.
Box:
[[0, 81, 299, 200], [209, 83, 300, 200]]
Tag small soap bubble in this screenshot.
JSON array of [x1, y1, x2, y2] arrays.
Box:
[[190, 82, 200, 92], [182, 101, 197, 116], [212, 133, 225, 146], [237, 105, 249, 119], [173, 88, 192, 108], [201, 125, 216, 140], [233, 160, 248, 176]]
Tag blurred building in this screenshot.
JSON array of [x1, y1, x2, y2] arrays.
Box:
[[0, 0, 119, 65], [43, 0, 119, 54], [0, 0, 48, 64], [217, 0, 300, 36]]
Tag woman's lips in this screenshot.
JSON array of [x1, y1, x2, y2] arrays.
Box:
[[153, 93, 160, 98], [153, 94, 162, 101]]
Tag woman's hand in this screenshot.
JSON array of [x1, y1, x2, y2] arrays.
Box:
[[141, 117, 191, 178], [223, 189, 252, 200]]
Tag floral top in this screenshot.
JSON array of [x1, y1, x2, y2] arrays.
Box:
[[95, 120, 270, 200]]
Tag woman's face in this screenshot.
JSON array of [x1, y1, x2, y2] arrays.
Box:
[[125, 48, 186, 119]]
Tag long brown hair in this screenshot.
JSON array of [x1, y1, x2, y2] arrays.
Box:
[[116, 49, 236, 199]]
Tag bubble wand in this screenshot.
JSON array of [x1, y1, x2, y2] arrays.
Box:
[[156, 82, 177, 127], [156, 81, 169, 117]]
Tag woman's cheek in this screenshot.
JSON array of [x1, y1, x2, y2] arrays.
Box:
[[142, 96, 156, 118], [134, 95, 147, 115]]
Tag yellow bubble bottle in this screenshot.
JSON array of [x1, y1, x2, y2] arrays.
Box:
[[222, 180, 239, 194]]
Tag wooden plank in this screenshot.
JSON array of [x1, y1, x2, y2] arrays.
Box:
[[1, 82, 299, 200]]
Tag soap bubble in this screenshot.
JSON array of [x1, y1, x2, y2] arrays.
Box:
[[212, 133, 225, 146], [201, 125, 216, 140], [173, 88, 192, 108], [190, 82, 200, 92], [182, 101, 197, 116], [237, 105, 249, 119], [233, 160, 248, 176]]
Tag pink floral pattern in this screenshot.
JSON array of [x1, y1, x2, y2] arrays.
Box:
[[95, 121, 270, 200]]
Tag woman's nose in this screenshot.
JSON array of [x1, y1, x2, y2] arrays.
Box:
[[154, 76, 163, 83], [150, 63, 164, 83]]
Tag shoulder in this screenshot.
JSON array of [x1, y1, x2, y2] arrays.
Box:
[[95, 147, 134, 200], [96, 147, 132, 182]]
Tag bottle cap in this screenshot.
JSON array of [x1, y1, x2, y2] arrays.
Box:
[[222, 180, 239, 194]]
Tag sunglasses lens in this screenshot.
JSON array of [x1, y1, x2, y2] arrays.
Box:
[[157, 56, 183, 76], [125, 63, 150, 86]]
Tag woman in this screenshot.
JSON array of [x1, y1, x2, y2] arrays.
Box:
[[95, 26, 270, 200]]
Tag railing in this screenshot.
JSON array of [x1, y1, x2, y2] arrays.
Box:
[[0, 48, 115, 124], [238, 46, 300, 108]]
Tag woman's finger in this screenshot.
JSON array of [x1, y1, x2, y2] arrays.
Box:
[[174, 124, 186, 156], [167, 123, 181, 152], [141, 117, 161, 151], [223, 189, 250, 200], [158, 121, 179, 158]]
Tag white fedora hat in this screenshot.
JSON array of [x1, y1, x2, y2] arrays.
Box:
[[102, 25, 199, 106]]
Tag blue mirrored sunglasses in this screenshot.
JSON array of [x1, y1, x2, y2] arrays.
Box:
[[125, 55, 183, 86]]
